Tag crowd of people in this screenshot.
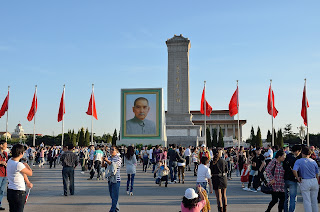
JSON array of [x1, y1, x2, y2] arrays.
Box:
[[0, 140, 319, 212]]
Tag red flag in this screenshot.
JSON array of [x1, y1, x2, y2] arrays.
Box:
[[301, 84, 309, 126], [27, 91, 37, 121], [58, 90, 65, 122], [229, 86, 238, 117], [86, 92, 98, 120], [200, 88, 212, 117], [267, 85, 278, 118], [0, 91, 9, 118]]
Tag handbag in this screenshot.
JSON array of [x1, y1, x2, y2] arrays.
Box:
[[261, 182, 273, 194], [261, 160, 277, 194]]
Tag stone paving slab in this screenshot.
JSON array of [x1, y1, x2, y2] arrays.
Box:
[[2, 163, 318, 212]]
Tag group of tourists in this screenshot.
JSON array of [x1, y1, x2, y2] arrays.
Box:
[[1, 139, 320, 212], [237, 144, 320, 212]]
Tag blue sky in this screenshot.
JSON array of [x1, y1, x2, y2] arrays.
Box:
[[0, 1, 319, 140]]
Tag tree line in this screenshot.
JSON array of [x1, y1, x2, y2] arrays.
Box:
[[5, 128, 120, 147], [247, 124, 320, 148]]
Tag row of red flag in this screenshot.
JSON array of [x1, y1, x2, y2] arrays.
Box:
[[0, 88, 98, 122], [0, 84, 310, 127], [200, 83, 309, 126]]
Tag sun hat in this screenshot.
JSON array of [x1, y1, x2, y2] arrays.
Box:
[[184, 188, 198, 200], [201, 144, 206, 147]]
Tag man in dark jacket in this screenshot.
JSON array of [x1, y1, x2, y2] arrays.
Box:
[[167, 144, 184, 183], [283, 145, 301, 212], [61, 145, 79, 196]]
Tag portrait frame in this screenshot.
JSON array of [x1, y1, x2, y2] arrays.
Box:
[[121, 88, 162, 139]]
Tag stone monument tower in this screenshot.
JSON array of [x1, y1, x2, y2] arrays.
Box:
[[165, 34, 201, 146]]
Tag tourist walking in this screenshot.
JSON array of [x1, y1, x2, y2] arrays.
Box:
[[104, 146, 122, 212], [210, 148, 228, 212], [39, 147, 45, 168], [88, 145, 104, 180], [264, 145, 273, 166], [237, 146, 246, 188], [0, 140, 8, 210], [265, 150, 286, 212], [168, 144, 178, 183], [141, 146, 148, 172], [293, 146, 319, 212], [192, 148, 199, 176], [178, 147, 186, 184], [184, 146, 192, 171], [125, 146, 137, 196], [7, 144, 33, 212], [283, 145, 301, 212], [60, 145, 79, 196], [196, 156, 213, 195]]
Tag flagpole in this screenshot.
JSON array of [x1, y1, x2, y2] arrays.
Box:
[[237, 80, 240, 149], [305, 79, 309, 146], [270, 80, 274, 146], [33, 85, 37, 147], [5, 86, 9, 142], [204, 81, 207, 147], [61, 85, 65, 147], [91, 84, 94, 145]]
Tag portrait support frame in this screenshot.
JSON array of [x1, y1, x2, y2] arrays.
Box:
[[121, 88, 163, 140]]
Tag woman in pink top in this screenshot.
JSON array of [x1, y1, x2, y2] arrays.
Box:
[[39, 147, 45, 168], [181, 187, 206, 212]]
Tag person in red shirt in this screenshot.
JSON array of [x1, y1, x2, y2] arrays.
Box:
[[0, 140, 8, 210]]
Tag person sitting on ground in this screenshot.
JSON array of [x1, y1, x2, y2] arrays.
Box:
[[154, 161, 169, 187], [181, 187, 206, 212]]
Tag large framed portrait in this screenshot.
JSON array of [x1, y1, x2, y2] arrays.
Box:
[[121, 88, 162, 139]]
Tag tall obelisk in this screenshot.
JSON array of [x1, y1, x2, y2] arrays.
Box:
[[165, 34, 201, 146]]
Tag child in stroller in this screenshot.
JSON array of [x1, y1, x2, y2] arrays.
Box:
[[154, 161, 169, 187]]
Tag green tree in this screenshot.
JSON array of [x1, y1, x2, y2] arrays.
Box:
[[64, 130, 72, 146], [266, 130, 272, 144], [256, 127, 262, 148], [76, 130, 80, 146], [212, 129, 218, 147], [106, 133, 112, 143], [85, 128, 90, 146], [71, 129, 77, 146], [112, 129, 117, 146], [218, 128, 224, 148], [78, 128, 85, 146], [283, 124, 293, 138], [206, 127, 212, 148], [276, 129, 284, 148], [250, 126, 256, 146]]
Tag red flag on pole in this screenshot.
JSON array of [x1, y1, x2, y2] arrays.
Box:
[[58, 90, 65, 122], [229, 86, 238, 117], [200, 88, 212, 116], [0, 91, 9, 118], [86, 92, 98, 120], [267, 85, 278, 118], [301, 84, 309, 126], [27, 91, 37, 121]]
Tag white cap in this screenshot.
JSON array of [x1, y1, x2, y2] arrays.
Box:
[[184, 188, 198, 200], [201, 144, 206, 147]]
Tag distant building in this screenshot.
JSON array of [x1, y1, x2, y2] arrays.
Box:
[[0, 132, 11, 139], [11, 123, 26, 139], [190, 110, 246, 147]]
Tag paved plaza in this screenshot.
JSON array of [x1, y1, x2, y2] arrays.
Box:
[[2, 162, 317, 212]]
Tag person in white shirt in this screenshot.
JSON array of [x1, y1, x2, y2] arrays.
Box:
[[88, 145, 95, 171], [264, 145, 273, 166], [7, 144, 33, 212], [196, 156, 213, 195], [184, 146, 192, 171]]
